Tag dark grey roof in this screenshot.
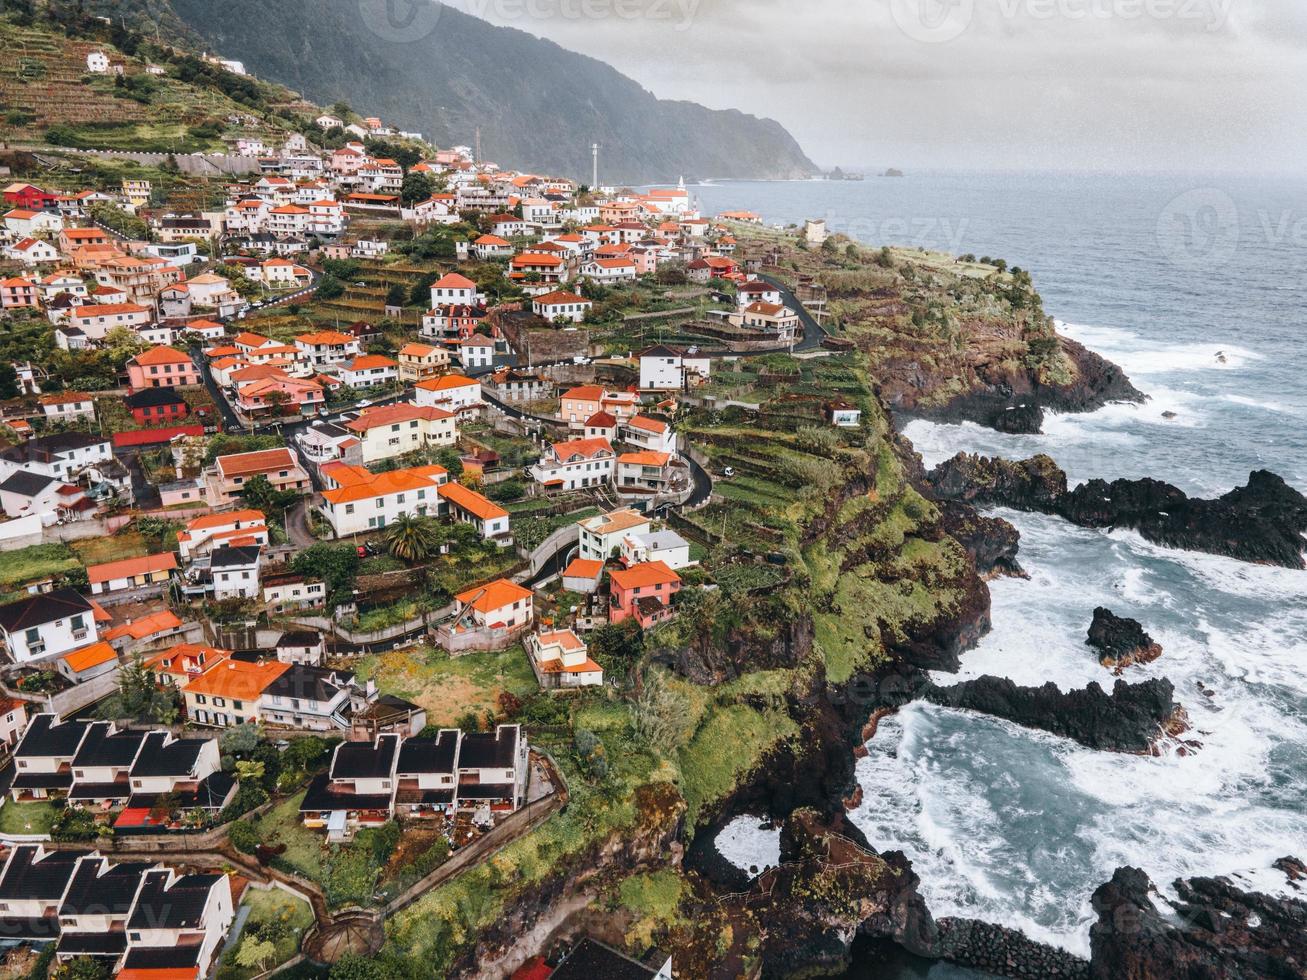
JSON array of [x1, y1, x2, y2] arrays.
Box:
[[127, 770, 235, 812], [457, 725, 518, 771], [59, 857, 153, 916], [397, 730, 459, 776], [126, 387, 188, 409], [277, 630, 322, 648], [0, 431, 107, 464], [56, 930, 128, 954], [301, 772, 392, 813], [455, 782, 515, 801], [550, 938, 661, 980], [70, 722, 145, 769], [121, 944, 203, 970], [0, 845, 90, 901], [329, 733, 399, 780], [264, 664, 350, 702], [128, 731, 205, 778], [66, 781, 132, 801], [127, 870, 223, 930], [0, 588, 94, 632], [211, 545, 261, 568], [0, 470, 58, 497], [14, 713, 90, 760]]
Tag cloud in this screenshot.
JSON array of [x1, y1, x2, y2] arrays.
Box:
[[458, 0, 1306, 173]]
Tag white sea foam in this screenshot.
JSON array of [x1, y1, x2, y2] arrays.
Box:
[[1222, 393, 1305, 418], [1057, 320, 1263, 374], [714, 816, 782, 874]]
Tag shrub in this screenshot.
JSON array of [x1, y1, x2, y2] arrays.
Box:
[[229, 820, 260, 854]]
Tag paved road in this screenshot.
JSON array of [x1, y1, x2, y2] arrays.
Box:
[[757, 273, 828, 352], [284, 497, 318, 549], [683, 449, 713, 508]]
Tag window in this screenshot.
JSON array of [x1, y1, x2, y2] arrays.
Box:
[[233, 700, 243, 710], [195, 694, 206, 704]]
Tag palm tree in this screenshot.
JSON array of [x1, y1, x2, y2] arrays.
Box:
[[385, 514, 440, 564]]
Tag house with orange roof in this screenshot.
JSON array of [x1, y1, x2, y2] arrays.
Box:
[[531, 289, 592, 324], [86, 553, 177, 595], [103, 610, 184, 652], [205, 449, 309, 506], [126, 345, 200, 392], [414, 373, 482, 413], [57, 226, 111, 254], [234, 374, 325, 416], [2, 236, 60, 266], [472, 234, 513, 260], [451, 579, 533, 633], [529, 437, 615, 492], [294, 329, 361, 368], [344, 403, 457, 464], [319, 464, 449, 538], [437, 482, 510, 542], [336, 353, 398, 389], [526, 628, 602, 689], [181, 656, 290, 727], [67, 302, 151, 342], [609, 561, 681, 627], [177, 510, 269, 560], [255, 257, 313, 288], [0, 276, 39, 310], [622, 414, 676, 454], [37, 392, 94, 423], [510, 251, 568, 283], [2, 207, 61, 238], [429, 272, 480, 307], [396, 342, 450, 383], [55, 640, 119, 685], [581, 256, 638, 284], [615, 451, 676, 494], [560, 385, 640, 428], [561, 557, 605, 594], [143, 642, 228, 687]]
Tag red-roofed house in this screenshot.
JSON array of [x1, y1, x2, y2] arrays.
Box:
[[126, 346, 201, 391], [529, 437, 615, 491], [532, 290, 592, 324], [526, 629, 602, 689], [609, 561, 681, 626], [429, 273, 479, 307]]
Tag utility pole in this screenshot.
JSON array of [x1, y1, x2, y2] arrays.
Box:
[[591, 143, 599, 189]]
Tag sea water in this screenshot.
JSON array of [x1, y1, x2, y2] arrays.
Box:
[[691, 173, 1307, 960]]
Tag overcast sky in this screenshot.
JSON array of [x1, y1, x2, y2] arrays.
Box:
[[449, 0, 1306, 173]]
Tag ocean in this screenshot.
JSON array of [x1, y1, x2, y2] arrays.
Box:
[[690, 173, 1307, 964]]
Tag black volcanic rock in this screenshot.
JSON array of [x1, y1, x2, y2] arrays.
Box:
[[938, 501, 1025, 579], [1087, 608, 1163, 673], [926, 455, 1307, 569], [989, 400, 1045, 435], [919, 676, 1180, 753], [1089, 865, 1307, 979]]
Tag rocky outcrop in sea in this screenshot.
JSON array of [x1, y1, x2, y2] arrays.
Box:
[[925, 454, 1307, 569], [918, 675, 1183, 753], [1087, 607, 1163, 673]]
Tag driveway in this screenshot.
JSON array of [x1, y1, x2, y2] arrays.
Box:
[[757, 273, 828, 352], [284, 497, 318, 549]]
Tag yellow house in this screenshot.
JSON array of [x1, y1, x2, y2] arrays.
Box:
[[121, 178, 152, 207]]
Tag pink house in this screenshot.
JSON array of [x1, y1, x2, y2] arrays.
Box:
[[609, 561, 681, 627], [0, 277, 39, 310], [126, 346, 202, 391], [235, 375, 325, 415]]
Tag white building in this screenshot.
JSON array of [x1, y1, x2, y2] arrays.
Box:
[[529, 437, 615, 492], [0, 588, 100, 664], [577, 508, 650, 563], [638, 344, 712, 391]]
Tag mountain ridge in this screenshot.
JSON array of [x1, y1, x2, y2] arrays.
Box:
[[153, 0, 816, 184]]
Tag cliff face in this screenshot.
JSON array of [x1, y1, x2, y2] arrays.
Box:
[[163, 0, 817, 183]]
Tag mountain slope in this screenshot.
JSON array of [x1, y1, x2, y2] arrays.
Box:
[[162, 0, 817, 183]]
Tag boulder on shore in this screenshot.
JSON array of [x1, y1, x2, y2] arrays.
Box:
[[1087, 607, 1163, 673], [1089, 865, 1307, 979]]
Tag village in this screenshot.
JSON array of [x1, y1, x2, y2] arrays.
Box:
[[0, 27, 881, 979]]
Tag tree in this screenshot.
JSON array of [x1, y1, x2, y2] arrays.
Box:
[[293, 543, 360, 605], [238, 474, 298, 516], [0, 363, 19, 399], [590, 621, 644, 677], [630, 670, 689, 754], [220, 722, 261, 758], [228, 820, 260, 854], [385, 283, 408, 308], [384, 514, 440, 563], [329, 954, 389, 980], [316, 273, 345, 300], [283, 735, 330, 772], [401, 170, 436, 206], [100, 654, 179, 724], [234, 760, 266, 784], [236, 937, 278, 971], [56, 957, 109, 980]]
